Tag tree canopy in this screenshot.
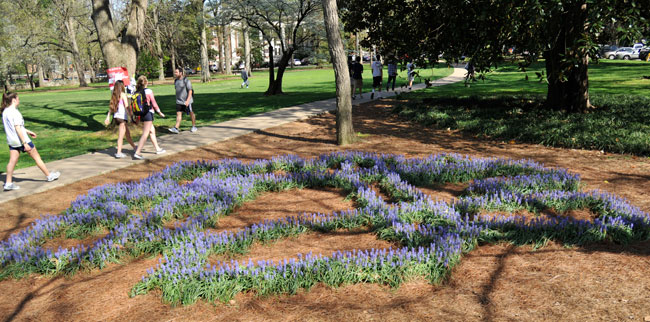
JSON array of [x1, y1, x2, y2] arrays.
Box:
[[342, 0, 650, 112]]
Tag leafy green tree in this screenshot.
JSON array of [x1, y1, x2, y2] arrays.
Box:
[[342, 0, 650, 112]]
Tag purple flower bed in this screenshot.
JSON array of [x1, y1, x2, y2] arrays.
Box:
[[1, 152, 648, 305]]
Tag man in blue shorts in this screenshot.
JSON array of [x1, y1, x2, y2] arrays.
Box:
[[169, 68, 197, 133]]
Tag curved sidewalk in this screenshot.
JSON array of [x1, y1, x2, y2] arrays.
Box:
[[0, 67, 466, 205]]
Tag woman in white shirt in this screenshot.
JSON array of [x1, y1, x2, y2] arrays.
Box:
[[104, 80, 136, 158], [1, 92, 60, 191]]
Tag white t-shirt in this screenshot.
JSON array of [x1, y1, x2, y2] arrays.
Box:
[[372, 61, 383, 77], [144, 88, 154, 114], [2, 107, 31, 148]]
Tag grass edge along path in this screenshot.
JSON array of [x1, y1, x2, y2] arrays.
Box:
[[2, 66, 453, 172]]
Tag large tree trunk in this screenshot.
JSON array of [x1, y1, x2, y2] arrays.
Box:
[[224, 25, 232, 74], [91, 0, 148, 77], [153, 6, 165, 81], [244, 24, 251, 76], [198, 0, 210, 82], [37, 62, 45, 87], [64, 16, 88, 87], [170, 45, 176, 75], [322, 0, 355, 145], [267, 42, 275, 91], [217, 26, 224, 73], [266, 52, 292, 95], [544, 2, 591, 113]]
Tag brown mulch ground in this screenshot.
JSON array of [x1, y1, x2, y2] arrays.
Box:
[[1, 98, 649, 321]]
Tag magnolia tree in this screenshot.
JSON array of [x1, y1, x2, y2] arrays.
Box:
[[342, 0, 650, 112]]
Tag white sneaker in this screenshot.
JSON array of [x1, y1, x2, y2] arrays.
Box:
[[168, 127, 180, 134], [190, 126, 197, 133], [133, 153, 145, 160], [115, 153, 126, 158], [47, 171, 60, 182], [3, 182, 19, 191], [156, 149, 166, 155]]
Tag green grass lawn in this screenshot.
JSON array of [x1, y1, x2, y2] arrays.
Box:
[[1, 65, 452, 172], [396, 60, 650, 156]]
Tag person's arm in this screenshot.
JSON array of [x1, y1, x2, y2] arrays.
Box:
[[184, 79, 193, 106], [147, 92, 165, 117], [14, 125, 32, 151], [104, 110, 111, 125]]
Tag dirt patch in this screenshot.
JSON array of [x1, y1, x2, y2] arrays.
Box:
[[41, 230, 109, 252], [1, 98, 649, 320], [209, 187, 354, 235], [417, 182, 469, 203]]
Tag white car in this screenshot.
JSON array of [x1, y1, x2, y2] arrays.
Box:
[[293, 59, 301, 66]]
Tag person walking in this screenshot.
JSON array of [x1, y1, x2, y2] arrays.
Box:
[[370, 54, 383, 99], [386, 57, 398, 92], [168, 68, 196, 134], [407, 60, 416, 90], [133, 76, 166, 160], [104, 80, 137, 158], [240, 67, 249, 88], [351, 56, 364, 100], [2, 92, 60, 191]]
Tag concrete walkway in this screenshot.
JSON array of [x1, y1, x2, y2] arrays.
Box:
[[0, 67, 466, 204]]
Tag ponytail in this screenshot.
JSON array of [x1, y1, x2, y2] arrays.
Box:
[[1, 92, 17, 115]]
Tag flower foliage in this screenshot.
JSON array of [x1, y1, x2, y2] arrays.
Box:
[[1, 152, 648, 305]]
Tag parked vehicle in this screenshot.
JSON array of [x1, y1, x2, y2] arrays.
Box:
[[640, 48, 650, 61], [615, 47, 639, 60], [300, 57, 311, 66], [292, 59, 301, 66], [599, 45, 618, 59], [183, 67, 195, 75]]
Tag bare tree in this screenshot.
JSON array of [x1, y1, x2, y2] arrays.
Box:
[[91, 0, 149, 77], [322, 0, 355, 144], [236, 0, 320, 95], [243, 24, 251, 76]]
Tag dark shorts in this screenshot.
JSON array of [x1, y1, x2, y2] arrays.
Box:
[[141, 112, 154, 122], [115, 117, 128, 124], [176, 104, 193, 113], [9, 142, 35, 153], [373, 76, 382, 87]]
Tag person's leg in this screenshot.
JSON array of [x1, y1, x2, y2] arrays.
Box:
[[5, 149, 20, 184], [175, 111, 183, 129], [135, 121, 152, 155], [26, 147, 50, 177], [351, 81, 356, 98], [124, 124, 136, 149], [190, 111, 196, 126], [116, 122, 126, 154], [149, 123, 162, 151]]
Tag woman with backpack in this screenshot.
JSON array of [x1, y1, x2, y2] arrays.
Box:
[[104, 80, 137, 158], [2, 92, 60, 191], [133, 75, 165, 160]]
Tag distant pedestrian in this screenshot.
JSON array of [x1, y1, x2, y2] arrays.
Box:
[[386, 57, 398, 92], [168, 68, 196, 134], [104, 80, 137, 158], [2, 92, 60, 191], [351, 56, 364, 99], [133, 76, 166, 160], [370, 54, 383, 99], [407, 60, 416, 90], [240, 67, 249, 88]]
